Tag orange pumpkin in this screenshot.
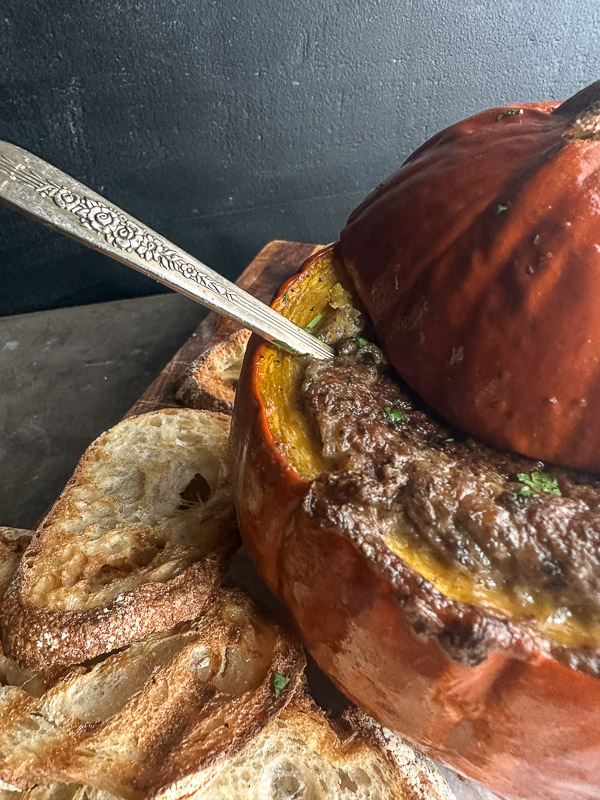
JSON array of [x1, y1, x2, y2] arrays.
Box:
[[341, 84, 600, 471], [230, 82, 600, 800]]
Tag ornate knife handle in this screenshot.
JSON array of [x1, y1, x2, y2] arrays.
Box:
[[0, 141, 333, 360]]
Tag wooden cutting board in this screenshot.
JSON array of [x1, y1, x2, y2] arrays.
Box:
[[126, 239, 496, 800], [127, 240, 323, 417]]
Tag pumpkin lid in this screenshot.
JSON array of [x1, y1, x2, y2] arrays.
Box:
[[340, 80, 600, 472]]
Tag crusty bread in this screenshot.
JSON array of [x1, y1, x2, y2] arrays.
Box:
[[0, 694, 459, 800], [0, 409, 459, 800], [0, 528, 45, 696], [176, 329, 251, 414], [0, 532, 106, 799], [0, 529, 33, 598], [0, 589, 305, 798], [0, 531, 458, 800], [200, 692, 456, 800], [2, 409, 239, 672], [0, 785, 116, 799]]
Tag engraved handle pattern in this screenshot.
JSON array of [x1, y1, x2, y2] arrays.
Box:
[[0, 151, 237, 302], [0, 144, 333, 360]]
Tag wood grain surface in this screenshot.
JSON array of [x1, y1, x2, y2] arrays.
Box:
[[127, 240, 323, 417]]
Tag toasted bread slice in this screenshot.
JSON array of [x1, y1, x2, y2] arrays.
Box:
[[0, 697, 456, 800], [200, 692, 456, 800], [0, 589, 305, 798], [0, 530, 457, 800], [2, 409, 239, 672], [176, 329, 251, 414], [0, 528, 32, 598], [0, 785, 117, 799], [0, 528, 44, 696]]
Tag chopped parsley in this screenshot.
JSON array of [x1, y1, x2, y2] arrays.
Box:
[[305, 313, 323, 332], [445, 437, 455, 443], [385, 406, 406, 424], [272, 671, 290, 698], [282, 292, 289, 302], [516, 471, 562, 497], [272, 339, 294, 352], [497, 108, 522, 121], [533, 234, 540, 245], [357, 337, 370, 348], [497, 203, 510, 213]]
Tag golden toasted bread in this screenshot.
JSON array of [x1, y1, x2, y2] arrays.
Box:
[[0, 402, 460, 800], [201, 692, 456, 800], [0, 785, 117, 800], [0, 528, 45, 696], [176, 329, 251, 414], [0, 589, 304, 798], [0, 531, 108, 799], [0, 528, 459, 800], [0, 528, 32, 598], [2, 409, 239, 672]]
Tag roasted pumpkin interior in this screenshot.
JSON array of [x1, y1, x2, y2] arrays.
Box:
[[256, 248, 600, 649]]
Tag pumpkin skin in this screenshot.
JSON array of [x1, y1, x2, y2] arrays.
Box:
[[230, 244, 600, 800], [340, 86, 600, 471], [231, 83, 600, 799]]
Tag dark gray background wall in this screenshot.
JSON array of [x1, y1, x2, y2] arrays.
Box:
[[2, 0, 600, 316]]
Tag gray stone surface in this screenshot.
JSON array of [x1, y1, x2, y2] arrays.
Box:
[[0, 292, 204, 529]]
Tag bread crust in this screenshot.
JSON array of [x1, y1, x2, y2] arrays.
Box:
[[0, 527, 459, 800], [0, 528, 45, 696], [202, 688, 457, 800], [2, 409, 239, 672], [0, 589, 306, 798], [2, 555, 226, 674], [176, 329, 251, 414]]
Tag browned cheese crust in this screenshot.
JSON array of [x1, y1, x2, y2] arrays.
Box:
[[302, 357, 600, 674]]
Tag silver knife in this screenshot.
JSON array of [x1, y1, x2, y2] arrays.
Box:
[[0, 141, 333, 360]]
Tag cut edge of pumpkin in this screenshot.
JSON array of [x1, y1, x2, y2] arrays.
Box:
[[255, 246, 600, 651]]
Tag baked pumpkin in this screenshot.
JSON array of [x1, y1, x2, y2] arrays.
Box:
[[230, 83, 600, 800], [341, 83, 600, 472]]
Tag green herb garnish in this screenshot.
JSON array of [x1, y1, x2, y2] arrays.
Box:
[[282, 292, 289, 302], [272, 339, 294, 352], [385, 406, 406, 424], [445, 437, 455, 443], [497, 108, 522, 121], [305, 314, 323, 332], [516, 471, 561, 497], [357, 337, 369, 348], [497, 203, 510, 213], [272, 672, 290, 698], [533, 234, 540, 245], [516, 485, 533, 496]]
